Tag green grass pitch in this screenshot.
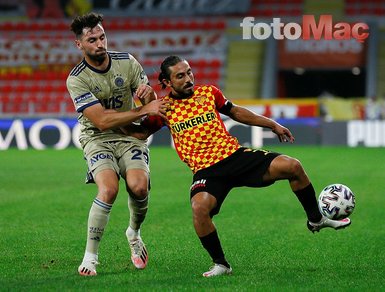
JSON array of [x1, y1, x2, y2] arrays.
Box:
[[0, 146, 384, 291]]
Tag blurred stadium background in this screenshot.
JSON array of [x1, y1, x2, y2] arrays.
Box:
[[1, 0, 385, 149]]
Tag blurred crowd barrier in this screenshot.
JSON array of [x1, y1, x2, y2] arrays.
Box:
[[0, 18, 227, 117], [1, 0, 385, 119]]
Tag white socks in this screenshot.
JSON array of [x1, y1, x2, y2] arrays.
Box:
[[84, 198, 112, 258], [81, 196, 148, 261], [128, 195, 149, 231], [126, 226, 140, 241]]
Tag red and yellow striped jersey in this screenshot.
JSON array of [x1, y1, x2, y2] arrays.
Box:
[[163, 85, 241, 173]]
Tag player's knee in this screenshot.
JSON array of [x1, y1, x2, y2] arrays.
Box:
[[97, 185, 119, 203], [128, 183, 149, 199], [191, 200, 211, 219], [289, 158, 305, 176]]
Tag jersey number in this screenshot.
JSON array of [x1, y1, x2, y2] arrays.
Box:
[[131, 149, 149, 164]]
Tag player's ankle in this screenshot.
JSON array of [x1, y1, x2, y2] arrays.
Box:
[[214, 258, 230, 269], [126, 226, 140, 240], [83, 251, 98, 262]]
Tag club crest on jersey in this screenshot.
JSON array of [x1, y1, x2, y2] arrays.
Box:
[[195, 96, 205, 104], [114, 77, 124, 87]]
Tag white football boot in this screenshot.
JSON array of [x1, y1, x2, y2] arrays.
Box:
[[202, 264, 232, 277], [126, 229, 148, 269], [78, 259, 99, 276], [307, 216, 351, 233]]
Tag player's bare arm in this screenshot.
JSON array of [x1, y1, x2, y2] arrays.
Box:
[[135, 84, 157, 105], [228, 104, 295, 143], [83, 99, 168, 131]]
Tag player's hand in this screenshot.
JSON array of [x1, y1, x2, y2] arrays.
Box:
[[272, 123, 295, 143], [135, 84, 156, 104], [141, 99, 169, 121]]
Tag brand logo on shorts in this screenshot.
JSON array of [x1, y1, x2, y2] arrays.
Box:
[[190, 179, 207, 191], [89, 153, 114, 166]]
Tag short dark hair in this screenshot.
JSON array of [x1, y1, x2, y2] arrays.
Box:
[[70, 12, 104, 39], [158, 55, 185, 89]]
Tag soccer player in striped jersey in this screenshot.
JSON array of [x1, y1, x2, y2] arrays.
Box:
[[66, 12, 167, 276], [150, 55, 351, 277]]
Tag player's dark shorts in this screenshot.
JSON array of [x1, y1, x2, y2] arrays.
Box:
[[190, 147, 281, 217]]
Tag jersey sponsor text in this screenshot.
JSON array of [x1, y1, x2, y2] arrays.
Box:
[[171, 112, 216, 133]]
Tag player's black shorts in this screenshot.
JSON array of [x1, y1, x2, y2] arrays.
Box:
[[190, 147, 281, 217]]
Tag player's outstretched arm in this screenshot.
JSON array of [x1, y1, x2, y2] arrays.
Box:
[[228, 104, 295, 143], [83, 99, 168, 131]]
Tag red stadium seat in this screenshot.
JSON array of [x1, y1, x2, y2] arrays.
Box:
[[0, 84, 12, 93], [207, 71, 220, 81], [14, 84, 27, 94], [63, 100, 73, 113], [32, 71, 46, 81], [14, 22, 28, 31], [0, 22, 13, 31], [0, 95, 11, 106], [208, 59, 221, 68], [35, 94, 61, 113], [52, 21, 68, 31], [374, 7, 385, 15], [1, 72, 17, 81], [345, 7, 358, 15], [50, 83, 67, 93], [58, 71, 69, 80], [4, 96, 29, 114]]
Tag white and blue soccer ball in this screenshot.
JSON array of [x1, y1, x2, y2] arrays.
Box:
[[318, 184, 356, 220]]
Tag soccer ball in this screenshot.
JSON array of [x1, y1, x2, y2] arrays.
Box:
[[318, 184, 356, 220]]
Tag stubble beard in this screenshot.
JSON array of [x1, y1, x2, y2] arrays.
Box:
[[87, 50, 107, 64], [175, 88, 194, 99]]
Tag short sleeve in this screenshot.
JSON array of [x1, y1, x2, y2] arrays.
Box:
[[212, 86, 229, 109], [66, 75, 100, 113], [129, 54, 150, 92]]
